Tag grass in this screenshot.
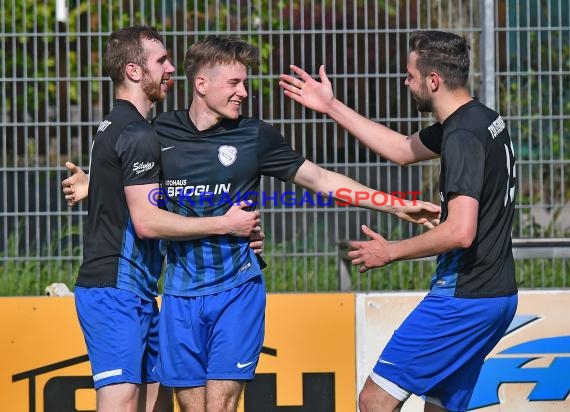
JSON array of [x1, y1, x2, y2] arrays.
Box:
[[0, 225, 81, 296], [1, 224, 568, 296]]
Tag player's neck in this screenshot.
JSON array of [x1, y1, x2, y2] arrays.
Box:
[[188, 102, 221, 131], [115, 87, 153, 119], [432, 89, 473, 123]]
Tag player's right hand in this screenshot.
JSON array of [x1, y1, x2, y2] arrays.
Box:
[[393, 199, 441, 229], [224, 202, 261, 237], [279, 64, 335, 114]]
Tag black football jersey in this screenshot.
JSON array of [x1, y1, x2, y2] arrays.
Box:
[[152, 111, 305, 296], [420, 100, 517, 298], [76, 100, 164, 300]]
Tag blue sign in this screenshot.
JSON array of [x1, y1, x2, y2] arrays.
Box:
[[469, 334, 570, 409]]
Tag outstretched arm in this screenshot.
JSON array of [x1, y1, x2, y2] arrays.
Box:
[[279, 65, 438, 165], [348, 194, 476, 272], [292, 160, 440, 228], [62, 162, 265, 244]]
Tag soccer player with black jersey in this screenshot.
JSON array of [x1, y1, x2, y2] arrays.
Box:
[[152, 35, 441, 412], [65, 26, 261, 412], [280, 30, 518, 412]]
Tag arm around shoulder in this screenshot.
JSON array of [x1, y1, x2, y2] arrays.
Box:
[[124, 183, 261, 241]]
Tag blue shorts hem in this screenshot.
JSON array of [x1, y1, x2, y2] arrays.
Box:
[[93, 377, 141, 390], [160, 380, 205, 388], [208, 373, 255, 381]]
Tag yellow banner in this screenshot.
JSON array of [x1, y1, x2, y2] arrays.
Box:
[[1, 294, 356, 412], [1, 297, 94, 411]]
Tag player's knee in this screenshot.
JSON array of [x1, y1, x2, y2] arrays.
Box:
[[358, 386, 373, 412], [207, 393, 240, 412], [97, 383, 139, 412], [205, 382, 243, 412]]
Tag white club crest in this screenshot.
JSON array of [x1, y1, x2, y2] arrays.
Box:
[[218, 145, 237, 167]]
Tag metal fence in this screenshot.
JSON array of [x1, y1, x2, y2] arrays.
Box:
[[1, 0, 569, 295]]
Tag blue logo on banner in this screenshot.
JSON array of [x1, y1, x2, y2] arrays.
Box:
[[468, 334, 570, 409]]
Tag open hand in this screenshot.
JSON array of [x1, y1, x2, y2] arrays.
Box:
[[279, 65, 335, 114], [348, 225, 391, 272], [394, 200, 440, 229]]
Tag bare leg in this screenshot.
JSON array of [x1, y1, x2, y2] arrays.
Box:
[[138, 383, 174, 412], [176, 386, 206, 412], [97, 383, 139, 412], [206, 380, 244, 412], [424, 400, 449, 412], [358, 377, 403, 412]]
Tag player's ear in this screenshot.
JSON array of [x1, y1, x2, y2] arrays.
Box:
[[427, 71, 441, 92], [125, 63, 142, 81], [195, 74, 207, 95]]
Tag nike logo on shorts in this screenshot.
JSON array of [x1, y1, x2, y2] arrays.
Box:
[[161, 146, 175, 151], [236, 360, 255, 368], [378, 358, 397, 366]]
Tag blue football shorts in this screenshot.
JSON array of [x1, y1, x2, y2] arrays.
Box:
[[157, 275, 266, 387], [371, 293, 518, 411], [74, 286, 160, 389]]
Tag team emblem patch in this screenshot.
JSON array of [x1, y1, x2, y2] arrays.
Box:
[[218, 145, 237, 166]]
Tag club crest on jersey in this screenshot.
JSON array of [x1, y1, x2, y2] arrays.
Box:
[[218, 145, 237, 167]]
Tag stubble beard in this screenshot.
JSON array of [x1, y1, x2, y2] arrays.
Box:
[[141, 72, 165, 103], [411, 90, 432, 113], [410, 81, 433, 113]]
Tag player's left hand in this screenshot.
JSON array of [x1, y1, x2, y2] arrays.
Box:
[[348, 225, 391, 272], [249, 229, 265, 255], [394, 200, 440, 229]]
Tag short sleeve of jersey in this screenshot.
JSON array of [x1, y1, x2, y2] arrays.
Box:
[[443, 130, 485, 200], [116, 120, 161, 186], [257, 121, 305, 181], [419, 122, 443, 154]]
